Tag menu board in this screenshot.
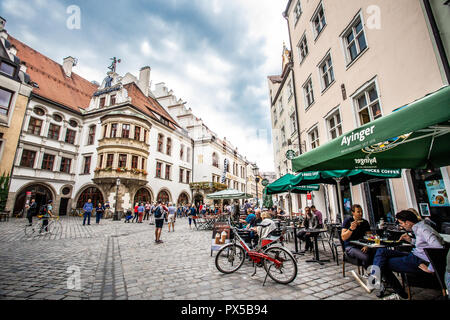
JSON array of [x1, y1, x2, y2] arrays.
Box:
[[425, 180, 449, 207], [210, 223, 231, 255]]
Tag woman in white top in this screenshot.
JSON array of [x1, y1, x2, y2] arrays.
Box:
[[255, 211, 277, 239]]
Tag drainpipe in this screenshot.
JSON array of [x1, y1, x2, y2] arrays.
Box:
[[423, 0, 450, 84], [283, 12, 302, 158], [191, 138, 194, 203]]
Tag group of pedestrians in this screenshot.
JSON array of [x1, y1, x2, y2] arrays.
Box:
[[81, 199, 110, 225]]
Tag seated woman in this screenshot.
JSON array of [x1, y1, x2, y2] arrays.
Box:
[[296, 206, 318, 253], [251, 211, 277, 241]]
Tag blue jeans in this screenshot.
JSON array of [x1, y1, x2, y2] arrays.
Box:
[[96, 212, 102, 224], [345, 245, 373, 268], [83, 212, 91, 225], [373, 248, 425, 295]]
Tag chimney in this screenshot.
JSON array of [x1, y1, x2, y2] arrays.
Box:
[[0, 17, 6, 32], [139, 66, 151, 96], [62, 56, 77, 77]]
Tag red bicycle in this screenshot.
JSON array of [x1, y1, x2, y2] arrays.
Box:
[[214, 220, 298, 285]]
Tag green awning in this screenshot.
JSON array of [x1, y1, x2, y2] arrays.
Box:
[[290, 169, 402, 187], [292, 86, 450, 172], [206, 189, 253, 200], [264, 174, 320, 195]]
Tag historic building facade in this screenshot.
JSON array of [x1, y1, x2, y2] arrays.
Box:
[[5, 32, 193, 216], [274, 0, 450, 227], [154, 83, 257, 205]]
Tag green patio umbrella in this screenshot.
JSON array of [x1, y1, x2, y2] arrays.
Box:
[[206, 189, 253, 200], [291, 86, 450, 172], [290, 169, 402, 223]]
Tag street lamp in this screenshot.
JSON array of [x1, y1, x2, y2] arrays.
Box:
[[253, 165, 260, 208], [113, 178, 121, 221]]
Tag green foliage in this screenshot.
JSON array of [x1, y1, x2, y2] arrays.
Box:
[[0, 173, 10, 211], [263, 192, 273, 209]]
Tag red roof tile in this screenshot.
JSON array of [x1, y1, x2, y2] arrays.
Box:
[[8, 35, 98, 113]]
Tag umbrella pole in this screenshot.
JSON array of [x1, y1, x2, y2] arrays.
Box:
[[334, 178, 344, 223], [288, 190, 292, 219]]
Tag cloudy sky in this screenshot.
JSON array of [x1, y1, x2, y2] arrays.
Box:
[[2, 0, 289, 172]]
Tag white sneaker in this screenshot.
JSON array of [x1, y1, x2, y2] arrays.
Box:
[[382, 293, 400, 300], [351, 270, 373, 294]]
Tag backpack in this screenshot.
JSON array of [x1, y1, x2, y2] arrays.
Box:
[[39, 205, 47, 216], [154, 206, 162, 218]]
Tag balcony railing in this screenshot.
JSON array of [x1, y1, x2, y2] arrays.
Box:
[[94, 167, 148, 180]]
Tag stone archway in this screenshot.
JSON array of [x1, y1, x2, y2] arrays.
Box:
[[157, 189, 171, 204], [134, 188, 152, 205], [13, 183, 55, 215], [76, 186, 104, 208], [194, 193, 204, 206], [177, 192, 190, 206]]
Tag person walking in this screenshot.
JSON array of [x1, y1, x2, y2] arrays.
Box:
[[138, 202, 145, 223], [104, 201, 111, 219], [83, 199, 93, 226], [26, 198, 37, 226], [188, 203, 197, 230], [144, 202, 151, 221], [95, 202, 105, 224], [167, 202, 176, 232], [132, 202, 139, 223], [154, 201, 165, 244]]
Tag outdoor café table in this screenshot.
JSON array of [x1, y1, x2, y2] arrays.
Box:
[[301, 228, 330, 265], [349, 239, 413, 250], [286, 224, 302, 255]]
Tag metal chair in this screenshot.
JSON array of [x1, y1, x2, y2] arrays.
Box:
[[337, 227, 364, 277]]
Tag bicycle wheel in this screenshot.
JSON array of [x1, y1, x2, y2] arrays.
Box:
[[263, 246, 297, 284], [215, 244, 246, 274]]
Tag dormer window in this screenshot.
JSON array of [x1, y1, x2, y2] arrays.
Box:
[[110, 95, 116, 105], [53, 114, 63, 122], [69, 120, 78, 128], [0, 61, 16, 77], [100, 97, 106, 108], [33, 107, 45, 116]]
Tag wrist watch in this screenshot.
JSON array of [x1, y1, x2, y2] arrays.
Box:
[[349, 228, 354, 232]]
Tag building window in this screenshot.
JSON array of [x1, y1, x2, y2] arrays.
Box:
[[65, 129, 76, 145], [141, 158, 146, 170], [122, 124, 130, 139], [0, 87, 13, 116], [143, 129, 148, 143], [118, 154, 127, 168], [180, 145, 185, 160], [60, 157, 72, 173], [33, 107, 45, 116], [309, 127, 320, 150], [165, 164, 171, 180], [134, 126, 141, 141], [294, 0, 302, 24], [312, 3, 326, 39], [343, 16, 367, 64], [287, 80, 293, 101], [100, 97, 106, 108], [110, 123, 118, 138], [41, 154, 55, 171], [157, 134, 164, 153], [20, 150, 36, 168], [166, 138, 172, 155], [87, 125, 96, 145], [278, 97, 283, 115], [102, 125, 107, 139], [110, 95, 116, 106], [326, 110, 343, 140], [131, 155, 138, 169], [212, 152, 219, 168], [319, 54, 334, 90], [27, 117, 43, 135], [297, 34, 308, 64], [98, 154, 104, 168], [354, 84, 382, 125], [186, 170, 190, 183], [53, 114, 63, 122], [156, 162, 162, 178], [106, 154, 114, 167], [69, 120, 78, 128], [0, 61, 16, 77], [290, 113, 297, 135], [281, 126, 286, 145], [179, 168, 184, 183], [303, 77, 315, 108], [83, 156, 91, 174], [47, 124, 61, 140]]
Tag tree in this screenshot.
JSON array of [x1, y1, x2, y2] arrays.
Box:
[[263, 191, 273, 209], [0, 173, 10, 212]]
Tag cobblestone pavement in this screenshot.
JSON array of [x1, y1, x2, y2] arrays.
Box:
[[0, 216, 442, 300]]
